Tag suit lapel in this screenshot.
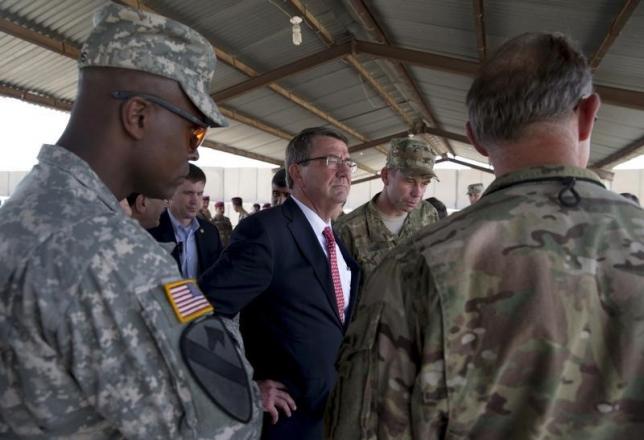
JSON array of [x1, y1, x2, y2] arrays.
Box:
[[194, 218, 207, 275], [282, 199, 343, 327], [158, 210, 178, 243]]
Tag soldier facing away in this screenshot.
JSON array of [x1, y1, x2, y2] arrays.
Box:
[[0, 3, 261, 439], [326, 32, 644, 439], [334, 137, 439, 283]]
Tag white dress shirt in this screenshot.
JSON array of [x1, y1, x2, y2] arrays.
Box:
[[291, 196, 352, 315]]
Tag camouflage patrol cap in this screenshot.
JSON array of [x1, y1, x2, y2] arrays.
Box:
[[79, 2, 226, 127], [467, 183, 484, 194], [386, 138, 437, 178]]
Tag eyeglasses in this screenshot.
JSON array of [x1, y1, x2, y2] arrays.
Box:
[[297, 155, 357, 173], [111, 90, 208, 150]]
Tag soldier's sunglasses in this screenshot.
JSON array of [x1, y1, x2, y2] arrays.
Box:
[[111, 90, 208, 150]]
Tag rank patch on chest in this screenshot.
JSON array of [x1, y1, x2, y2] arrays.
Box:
[[163, 280, 213, 324]]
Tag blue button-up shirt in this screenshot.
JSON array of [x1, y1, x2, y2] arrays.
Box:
[[167, 209, 200, 279]]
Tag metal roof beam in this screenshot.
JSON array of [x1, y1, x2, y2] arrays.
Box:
[[355, 40, 644, 110], [0, 15, 372, 170], [590, 134, 644, 169], [355, 40, 480, 75], [201, 140, 283, 166], [219, 108, 292, 141], [0, 83, 73, 112], [590, 0, 640, 71], [287, 0, 416, 130], [0, 16, 80, 58], [347, 0, 455, 156], [349, 123, 471, 154], [212, 42, 352, 101], [116, 0, 370, 145], [473, 0, 487, 62], [423, 126, 470, 144], [436, 157, 494, 174], [349, 130, 410, 154], [595, 84, 644, 111]]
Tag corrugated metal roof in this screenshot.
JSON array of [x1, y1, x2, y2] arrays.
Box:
[[484, 0, 622, 55], [1, 0, 106, 44], [590, 103, 644, 163], [594, 3, 644, 92], [0, 0, 643, 175], [146, 0, 331, 71], [369, 0, 479, 59], [0, 34, 78, 98], [411, 66, 471, 134]]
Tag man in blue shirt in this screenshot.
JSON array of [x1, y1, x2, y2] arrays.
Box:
[[148, 163, 222, 278]]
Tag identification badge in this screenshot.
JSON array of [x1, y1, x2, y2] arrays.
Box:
[[163, 279, 213, 324]]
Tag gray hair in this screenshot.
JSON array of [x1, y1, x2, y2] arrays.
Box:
[[466, 32, 593, 146], [284, 127, 349, 188]]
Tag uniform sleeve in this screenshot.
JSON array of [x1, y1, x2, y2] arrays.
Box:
[[334, 220, 356, 258], [55, 254, 195, 438], [427, 203, 440, 224], [325, 252, 448, 440]]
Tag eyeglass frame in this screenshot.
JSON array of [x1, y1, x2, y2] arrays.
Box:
[[111, 90, 210, 151], [111, 90, 209, 129], [296, 155, 357, 173]]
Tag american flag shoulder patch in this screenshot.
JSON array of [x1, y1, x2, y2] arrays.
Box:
[[163, 279, 214, 324]]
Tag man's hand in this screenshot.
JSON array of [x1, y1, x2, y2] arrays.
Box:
[[257, 379, 297, 424]]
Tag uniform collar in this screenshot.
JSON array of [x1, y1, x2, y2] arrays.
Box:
[[38, 144, 121, 213], [485, 165, 603, 197], [167, 208, 200, 234]]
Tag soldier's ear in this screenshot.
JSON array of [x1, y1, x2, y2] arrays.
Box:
[[466, 122, 489, 157], [120, 96, 151, 141], [380, 167, 390, 185], [577, 93, 600, 142]]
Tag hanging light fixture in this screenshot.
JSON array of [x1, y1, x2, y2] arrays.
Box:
[[290, 16, 303, 46]]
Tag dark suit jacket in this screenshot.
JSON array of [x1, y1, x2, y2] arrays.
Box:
[[199, 198, 360, 438], [147, 210, 223, 277]]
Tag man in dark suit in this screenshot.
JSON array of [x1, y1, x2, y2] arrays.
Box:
[[199, 127, 361, 440], [148, 163, 222, 278]]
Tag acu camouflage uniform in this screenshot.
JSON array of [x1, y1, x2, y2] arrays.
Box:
[[0, 146, 262, 439], [1, 3, 260, 439], [334, 197, 438, 280], [326, 165, 644, 439]]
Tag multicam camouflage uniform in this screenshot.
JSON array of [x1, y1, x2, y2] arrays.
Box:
[[0, 146, 262, 439], [334, 137, 439, 281], [213, 214, 234, 247], [326, 166, 644, 439], [334, 197, 438, 280]]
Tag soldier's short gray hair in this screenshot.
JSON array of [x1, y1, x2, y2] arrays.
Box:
[[284, 127, 348, 188], [466, 32, 593, 146]]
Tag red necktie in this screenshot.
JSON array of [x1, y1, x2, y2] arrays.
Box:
[[323, 226, 345, 323]]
